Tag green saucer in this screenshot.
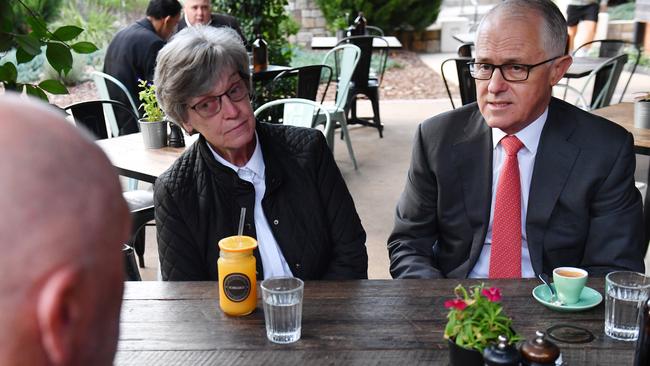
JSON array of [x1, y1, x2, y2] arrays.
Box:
[[532, 284, 603, 312]]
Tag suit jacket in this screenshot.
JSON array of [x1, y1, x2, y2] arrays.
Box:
[[388, 98, 645, 278], [103, 18, 165, 134], [177, 13, 246, 45]]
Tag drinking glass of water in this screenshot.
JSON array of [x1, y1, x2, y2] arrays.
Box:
[[261, 277, 304, 344], [605, 271, 650, 341]]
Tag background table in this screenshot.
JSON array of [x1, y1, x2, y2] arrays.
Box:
[[310, 36, 402, 49], [96, 133, 197, 183], [115, 278, 631, 365]]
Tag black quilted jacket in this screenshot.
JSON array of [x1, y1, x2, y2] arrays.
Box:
[[154, 122, 368, 280]]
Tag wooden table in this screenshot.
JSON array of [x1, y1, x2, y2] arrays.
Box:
[[310, 36, 402, 49], [96, 133, 198, 183], [114, 278, 632, 365]]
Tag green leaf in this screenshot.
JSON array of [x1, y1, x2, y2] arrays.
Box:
[[27, 16, 49, 38], [71, 41, 98, 54], [16, 47, 37, 64], [52, 25, 83, 42], [0, 3, 12, 33], [0, 32, 13, 52], [15, 34, 42, 56], [25, 85, 49, 102], [45, 42, 73, 75], [0, 62, 18, 83], [39, 79, 68, 94]]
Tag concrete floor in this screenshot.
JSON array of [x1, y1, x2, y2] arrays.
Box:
[[138, 53, 650, 280]]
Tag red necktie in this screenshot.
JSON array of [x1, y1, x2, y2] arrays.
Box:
[[489, 135, 524, 279]]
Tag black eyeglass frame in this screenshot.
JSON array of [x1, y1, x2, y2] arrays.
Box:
[[187, 73, 251, 118], [467, 55, 563, 82]]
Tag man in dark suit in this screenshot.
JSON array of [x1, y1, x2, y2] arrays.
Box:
[[103, 0, 181, 135], [177, 0, 246, 44], [388, 0, 646, 279]]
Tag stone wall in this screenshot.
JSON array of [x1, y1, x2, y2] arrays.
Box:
[[286, 0, 329, 46]]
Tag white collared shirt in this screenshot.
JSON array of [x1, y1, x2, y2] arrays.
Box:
[[209, 134, 293, 279], [468, 108, 549, 278]]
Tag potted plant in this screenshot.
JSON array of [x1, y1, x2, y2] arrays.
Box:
[[634, 92, 650, 129], [138, 79, 167, 149], [444, 284, 521, 366]]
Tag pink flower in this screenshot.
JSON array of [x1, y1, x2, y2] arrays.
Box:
[[444, 298, 468, 310], [482, 287, 502, 302]]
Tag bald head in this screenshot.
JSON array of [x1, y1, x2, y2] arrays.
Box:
[[0, 94, 130, 365]]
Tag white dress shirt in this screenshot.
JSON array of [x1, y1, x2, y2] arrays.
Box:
[[209, 134, 294, 279], [469, 108, 549, 278]]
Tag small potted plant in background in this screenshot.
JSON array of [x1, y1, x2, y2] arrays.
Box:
[[444, 284, 521, 365], [634, 92, 650, 129], [138, 79, 167, 149]]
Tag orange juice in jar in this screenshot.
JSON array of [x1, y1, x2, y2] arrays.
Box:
[[217, 235, 257, 316]]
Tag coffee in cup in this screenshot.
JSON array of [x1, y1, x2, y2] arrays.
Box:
[[553, 267, 588, 305]]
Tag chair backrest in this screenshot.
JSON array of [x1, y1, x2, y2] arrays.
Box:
[[573, 39, 640, 103], [457, 42, 473, 58], [92, 71, 142, 136], [254, 98, 332, 141], [441, 57, 476, 109], [336, 35, 389, 88], [322, 44, 361, 110], [264, 64, 333, 103], [365, 25, 384, 36], [586, 53, 628, 109], [64, 100, 139, 140]]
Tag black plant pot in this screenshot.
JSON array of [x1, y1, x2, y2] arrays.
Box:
[[448, 339, 484, 366]]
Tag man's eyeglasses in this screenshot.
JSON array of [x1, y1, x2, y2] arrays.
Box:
[[468, 55, 562, 82], [188, 78, 249, 118]]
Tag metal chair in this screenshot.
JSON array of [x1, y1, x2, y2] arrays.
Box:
[[365, 25, 384, 36], [572, 39, 641, 103], [441, 57, 476, 109], [318, 44, 362, 169], [254, 98, 332, 146], [558, 53, 628, 110], [91, 71, 141, 135], [336, 35, 389, 138], [64, 100, 154, 268], [265, 64, 333, 104]]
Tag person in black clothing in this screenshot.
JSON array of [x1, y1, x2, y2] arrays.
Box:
[[152, 26, 368, 281], [177, 0, 246, 44], [103, 0, 181, 135]]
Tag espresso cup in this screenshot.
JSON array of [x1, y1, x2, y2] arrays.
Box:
[[553, 267, 588, 305]]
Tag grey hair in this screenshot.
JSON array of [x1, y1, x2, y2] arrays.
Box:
[[477, 0, 568, 57], [154, 25, 250, 126]]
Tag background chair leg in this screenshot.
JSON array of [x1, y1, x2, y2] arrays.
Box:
[[133, 228, 146, 268]]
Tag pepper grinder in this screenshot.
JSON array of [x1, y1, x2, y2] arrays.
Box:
[[520, 331, 560, 366], [483, 334, 521, 366], [168, 122, 185, 148]]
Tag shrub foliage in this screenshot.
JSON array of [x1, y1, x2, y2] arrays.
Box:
[[316, 0, 442, 34], [214, 0, 298, 65]]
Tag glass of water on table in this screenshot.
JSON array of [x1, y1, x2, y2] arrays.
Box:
[[261, 277, 304, 344], [605, 271, 650, 341]]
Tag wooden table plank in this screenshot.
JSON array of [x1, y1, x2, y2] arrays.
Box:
[[116, 279, 633, 365], [96, 133, 198, 183]]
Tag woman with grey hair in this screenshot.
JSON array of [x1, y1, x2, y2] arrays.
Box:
[[152, 26, 368, 281]]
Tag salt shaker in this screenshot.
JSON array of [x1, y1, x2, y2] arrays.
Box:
[[520, 331, 560, 366], [483, 335, 521, 366]]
